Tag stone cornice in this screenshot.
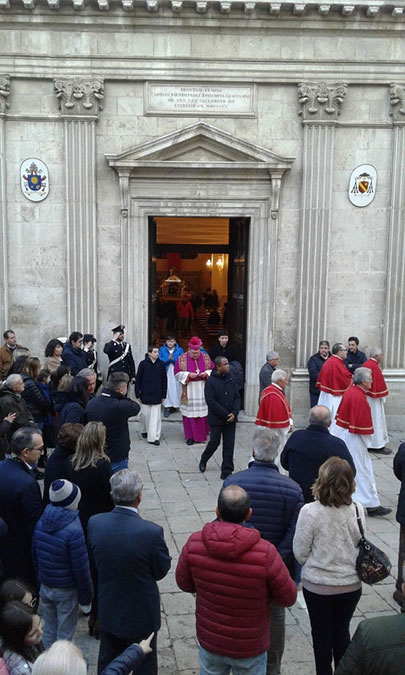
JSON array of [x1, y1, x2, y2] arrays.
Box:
[[1, 58, 404, 85], [0, 75, 10, 115], [0, 0, 404, 18], [54, 77, 104, 117]]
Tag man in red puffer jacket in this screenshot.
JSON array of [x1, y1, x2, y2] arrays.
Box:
[[175, 485, 297, 675]]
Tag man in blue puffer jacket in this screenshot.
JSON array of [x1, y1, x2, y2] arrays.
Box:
[[32, 479, 93, 648], [224, 427, 303, 675]]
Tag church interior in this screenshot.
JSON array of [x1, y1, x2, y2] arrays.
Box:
[[153, 217, 230, 350]]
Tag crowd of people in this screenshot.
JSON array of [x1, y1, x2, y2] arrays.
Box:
[[0, 326, 404, 674]]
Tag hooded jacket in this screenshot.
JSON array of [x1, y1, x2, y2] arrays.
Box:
[[53, 390, 86, 428], [21, 374, 52, 422], [32, 504, 93, 605], [175, 520, 297, 659], [61, 342, 87, 376]]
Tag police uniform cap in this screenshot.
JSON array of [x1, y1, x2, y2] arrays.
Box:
[[112, 325, 125, 333]]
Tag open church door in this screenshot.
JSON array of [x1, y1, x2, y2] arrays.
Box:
[[148, 216, 157, 344], [228, 217, 250, 403]]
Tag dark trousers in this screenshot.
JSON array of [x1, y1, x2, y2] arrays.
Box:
[[396, 524, 405, 595], [303, 587, 361, 675], [200, 422, 236, 476], [98, 629, 157, 674], [310, 392, 320, 408]]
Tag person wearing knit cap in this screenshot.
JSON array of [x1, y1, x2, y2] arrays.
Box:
[[174, 337, 214, 445], [32, 479, 93, 648]]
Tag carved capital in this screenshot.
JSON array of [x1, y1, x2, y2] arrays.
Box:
[[0, 75, 10, 115], [298, 81, 347, 121], [389, 83, 405, 122], [54, 77, 104, 117]]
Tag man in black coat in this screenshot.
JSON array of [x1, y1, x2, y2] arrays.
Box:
[[0, 427, 44, 587], [103, 325, 136, 382], [135, 347, 167, 446], [85, 372, 140, 473], [344, 336, 367, 373], [198, 356, 240, 480], [208, 330, 238, 363], [307, 340, 330, 407], [87, 469, 171, 675], [280, 405, 356, 503]]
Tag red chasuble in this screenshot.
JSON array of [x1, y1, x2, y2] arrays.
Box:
[[335, 384, 373, 435], [316, 354, 352, 395], [255, 384, 291, 429], [363, 358, 388, 399]]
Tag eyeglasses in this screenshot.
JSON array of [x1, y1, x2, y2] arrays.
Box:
[[27, 445, 44, 454]]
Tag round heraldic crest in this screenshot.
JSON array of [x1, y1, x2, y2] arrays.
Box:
[[348, 164, 377, 207], [20, 158, 49, 202]]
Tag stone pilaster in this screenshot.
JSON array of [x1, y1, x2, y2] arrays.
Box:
[[0, 75, 10, 330], [384, 84, 405, 368], [295, 81, 347, 367], [54, 78, 104, 334]]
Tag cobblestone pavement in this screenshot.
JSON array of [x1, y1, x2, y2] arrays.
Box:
[[74, 416, 404, 674]]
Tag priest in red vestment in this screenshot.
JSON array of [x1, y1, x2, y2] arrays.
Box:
[[363, 348, 390, 455], [255, 369, 293, 473], [334, 367, 391, 517], [316, 342, 352, 433]]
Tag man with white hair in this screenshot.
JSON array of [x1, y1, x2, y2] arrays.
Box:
[[256, 369, 293, 471], [0, 374, 35, 452], [363, 348, 391, 455], [334, 367, 391, 517], [87, 469, 171, 675], [224, 428, 303, 675], [316, 342, 352, 434], [259, 351, 280, 395]]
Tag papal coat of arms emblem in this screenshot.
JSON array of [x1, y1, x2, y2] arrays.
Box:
[[348, 164, 377, 207], [20, 159, 49, 202]]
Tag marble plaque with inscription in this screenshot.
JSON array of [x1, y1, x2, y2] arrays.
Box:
[[145, 83, 256, 117]]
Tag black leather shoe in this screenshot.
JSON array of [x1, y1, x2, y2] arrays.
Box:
[[186, 439, 194, 446], [141, 433, 147, 439], [163, 408, 170, 418], [154, 440, 160, 446], [221, 472, 231, 480], [369, 446, 392, 455], [367, 506, 392, 517], [199, 459, 206, 473]]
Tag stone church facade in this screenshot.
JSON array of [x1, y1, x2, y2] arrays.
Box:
[[1, 0, 405, 422]]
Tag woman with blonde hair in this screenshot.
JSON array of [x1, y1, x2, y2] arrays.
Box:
[[71, 421, 113, 534], [71, 421, 113, 638], [293, 457, 365, 675]]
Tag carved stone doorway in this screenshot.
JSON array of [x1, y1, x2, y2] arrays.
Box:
[[106, 122, 294, 415]]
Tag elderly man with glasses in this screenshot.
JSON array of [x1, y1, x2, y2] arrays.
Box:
[[0, 427, 44, 588]]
